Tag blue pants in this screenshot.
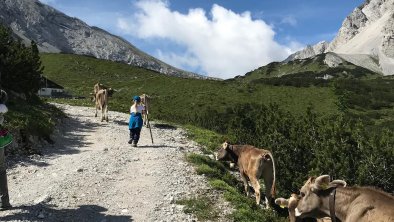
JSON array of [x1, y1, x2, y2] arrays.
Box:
[[129, 127, 142, 144]]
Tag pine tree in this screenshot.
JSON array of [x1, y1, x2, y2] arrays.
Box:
[[0, 24, 42, 97]]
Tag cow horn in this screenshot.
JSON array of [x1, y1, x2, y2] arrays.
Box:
[[329, 180, 347, 188]]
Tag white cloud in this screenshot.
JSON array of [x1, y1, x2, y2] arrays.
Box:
[[280, 16, 297, 27], [117, 0, 297, 79], [156, 50, 200, 72], [39, 0, 56, 4]]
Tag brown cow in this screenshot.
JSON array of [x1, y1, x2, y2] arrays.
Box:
[[216, 141, 276, 208], [140, 94, 150, 126], [91, 83, 105, 102], [92, 83, 115, 121], [276, 194, 331, 222], [295, 175, 394, 222], [95, 89, 109, 122], [91, 83, 114, 102]]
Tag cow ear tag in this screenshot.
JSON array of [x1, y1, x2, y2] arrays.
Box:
[[321, 183, 329, 190]]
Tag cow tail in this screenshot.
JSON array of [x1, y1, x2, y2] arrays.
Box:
[[268, 152, 276, 197]]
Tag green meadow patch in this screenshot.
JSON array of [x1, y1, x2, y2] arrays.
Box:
[[176, 197, 219, 221]]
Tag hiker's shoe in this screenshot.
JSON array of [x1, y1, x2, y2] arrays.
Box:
[[132, 143, 137, 147], [1, 203, 12, 210], [128, 139, 133, 144]]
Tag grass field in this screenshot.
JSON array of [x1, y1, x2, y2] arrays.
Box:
[[40, 53, 338, 121]]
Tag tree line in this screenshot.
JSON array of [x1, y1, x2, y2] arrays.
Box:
[[0, 24, 42, 97]]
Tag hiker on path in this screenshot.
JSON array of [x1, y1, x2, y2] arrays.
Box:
[[0, 90, 12, 210], [128, 96, 145, 147]]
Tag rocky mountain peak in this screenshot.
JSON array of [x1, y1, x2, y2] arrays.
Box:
[[285, 41, 329, 61], [0, 0, 208, 79], [286, 0, 394, 75]]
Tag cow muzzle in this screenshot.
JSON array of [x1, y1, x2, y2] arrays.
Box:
[[295, 208, 302, 217]]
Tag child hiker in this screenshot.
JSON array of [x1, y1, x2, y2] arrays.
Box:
[[128, 96, 145, 147]]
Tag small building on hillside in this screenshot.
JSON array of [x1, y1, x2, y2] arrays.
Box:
[[38, 77, 65, 97]]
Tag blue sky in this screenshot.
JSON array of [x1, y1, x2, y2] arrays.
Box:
[[39, 0, 364, 78]]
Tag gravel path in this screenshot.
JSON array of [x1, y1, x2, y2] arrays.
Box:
[[0, 104, 229, 222]]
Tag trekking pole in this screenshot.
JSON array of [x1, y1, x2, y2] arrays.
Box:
[[146, 113, 154, 144]]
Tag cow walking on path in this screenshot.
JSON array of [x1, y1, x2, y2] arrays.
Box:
[[216, 141, 276, 209], [92, 83, 114, 122], [140, 94, 150, 126], [295, 175, 394, 222], [95, 89, 109, 122]]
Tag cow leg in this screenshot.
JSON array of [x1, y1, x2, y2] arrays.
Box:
[[105, 105, 108, 122], [250, 177, 261, 206], [101, 106, 104, 122], [240, 172, 250, 197], [95, 106, 98, 117]]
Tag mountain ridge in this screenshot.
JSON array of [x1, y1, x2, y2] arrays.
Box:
[[286, 0, 394, 76], [0, 0, 210, 79]]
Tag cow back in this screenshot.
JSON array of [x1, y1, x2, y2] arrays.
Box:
[[140, 94, 150, 113]]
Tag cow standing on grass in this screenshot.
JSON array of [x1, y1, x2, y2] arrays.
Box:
[[215, 141, 276, 209], [295, 175, 394, 222]]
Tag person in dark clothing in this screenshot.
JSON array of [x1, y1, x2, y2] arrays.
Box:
[[0, 90, 12, 210], [128, 96, 145, 147]]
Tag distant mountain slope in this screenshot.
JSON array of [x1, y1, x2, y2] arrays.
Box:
[[0, 0, 207, 79], [286, 0, 394, 76], [284, 41, 329, 62], [239, 52, 380, 82]]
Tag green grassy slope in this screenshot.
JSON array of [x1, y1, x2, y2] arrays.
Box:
[[239, 53, 380, 82], [40, 53, 338, 120]]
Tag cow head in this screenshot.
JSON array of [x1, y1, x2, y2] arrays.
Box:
[[295, 175, 346, 218], [275, 194, 300, 222], [215, 141, 235, 162], [107, 88, 115, 97]]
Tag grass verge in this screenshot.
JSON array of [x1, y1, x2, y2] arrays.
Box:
[[5, 98, 64, 154], [176, 197, 219, 221]]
